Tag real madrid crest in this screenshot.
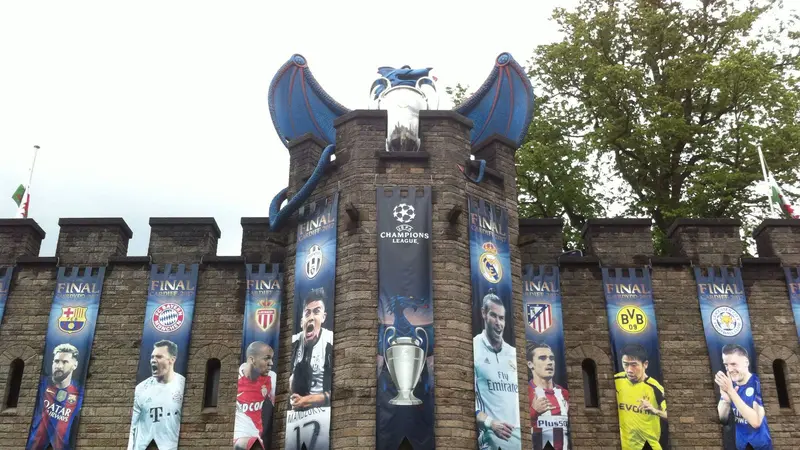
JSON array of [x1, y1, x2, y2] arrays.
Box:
[[305, 244, 323, 279], [479, 242, 503, 284], [711, 306, 743, 337]]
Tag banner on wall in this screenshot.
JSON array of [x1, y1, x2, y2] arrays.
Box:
[[127, 263, 199, 450], [784, 267, 800, 343], [694, 266, 772, 450], [601, 268, 669, 450], [286, 193, 338, 450], [467, 196, 521, 450], [0, 266, 12, 327], [523, 264, 570, 450], [234, 263, 283, 450], [376, 186, 434, 450], [26, 266, 106, 450]]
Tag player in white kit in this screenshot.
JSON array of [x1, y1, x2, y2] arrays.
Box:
[[128, 340, 186, 450]]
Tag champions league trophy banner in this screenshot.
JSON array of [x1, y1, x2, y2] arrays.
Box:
[[783, 267, 800, 343], [0, 266, 12, 328], [26, 266, 106, 450], [127, 263, 199, 450], [693, 266, 772, 450], [522, 264, 570, 450], [235, 264, 283, 450], [601, 268, 669, 450], [467, 196, 521, 450], [376, 186, 434, 450], [286, 193, 338, 450]]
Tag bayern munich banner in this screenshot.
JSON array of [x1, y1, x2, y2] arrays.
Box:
[[0, 266, 12, 327], [127, 263, 199, 450], [523, 264, 570, 450], [235, 263, 283, 450], [286, 193, 338, 450], [694, 266, 772, 450], [601, 268, 668, 450], [784, 267, 800, 343], [26, 266, 106, 450], [376, 186, 434, 450], [468, 196, 521, 450]]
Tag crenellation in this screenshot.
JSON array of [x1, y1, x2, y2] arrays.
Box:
[[148, 217, 221, 264], [55, 218, 132, 265], [0, 219, 46, 265]]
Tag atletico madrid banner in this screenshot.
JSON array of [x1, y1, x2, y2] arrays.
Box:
[[0, 266, 12, 328], [286, 193, 338, 450], [376, 186, 434, 450], [783, 267, 800, 343], [127, 263, 199, 450], [523, 264, 570, 450], [601, 268, 668, 450], [467, 195, 521, 450], [26, 266, 106, 450]]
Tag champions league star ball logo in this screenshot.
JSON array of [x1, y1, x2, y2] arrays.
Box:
[[152, 303, 185, 333], [711, 306, 743, 337], [393, 203, 416, 224], [479, 242, 502, 283], [305, 244, 323, 279]]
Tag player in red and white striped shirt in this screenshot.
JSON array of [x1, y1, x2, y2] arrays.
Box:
[[527, 342, 570, 450]]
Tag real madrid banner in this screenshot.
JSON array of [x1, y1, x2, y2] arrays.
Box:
[[523, 264, 570, 450], [0, 266, 12, 328], [127, 263, 199, 450], [235, 263, 283, 450], [376, 186, 434, 450], [694, 266, 773, 450], [468, 196, 521, 450], [783, 267, 800, 343], [601, 267, 668, 450], [286, 193, 338, 450], [26, 266, 106, 450]]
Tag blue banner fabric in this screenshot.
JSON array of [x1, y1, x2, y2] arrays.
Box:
[[0, 266, 12, 328], [783, 267, 800, 344]]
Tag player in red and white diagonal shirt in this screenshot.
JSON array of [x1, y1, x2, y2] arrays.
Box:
[[234, 341, 276, 450], [527, 342, 570, 450]]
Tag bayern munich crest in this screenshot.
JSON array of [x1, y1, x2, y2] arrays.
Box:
[[711, 306, 743, 337], [479, 242, 502, 283], [152, 302, 185, 333], [305, 244, 322, 279]]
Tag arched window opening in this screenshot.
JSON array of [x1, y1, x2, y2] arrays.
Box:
[[773, 359, 791, 409], [582, 358, 599, 408], [4, 358, 24, 410], [203, 358, 221, 410]]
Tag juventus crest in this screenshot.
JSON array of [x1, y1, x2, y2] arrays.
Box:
[[305, 245, 323, 279]]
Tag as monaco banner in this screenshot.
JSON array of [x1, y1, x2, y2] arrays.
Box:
[[236, 264, 282, 450], [26, 266, 106, 450], [0, 266, 12, 327], [784, 267, 800, 343], [286, 193, 338, 450], [127, 263, 199, 450], [523, 264, 570, 450], [468, 196, 521, 450], [376, 186, 434, 450], [694, 266, 772, 450], [601, 268, 669, 450]]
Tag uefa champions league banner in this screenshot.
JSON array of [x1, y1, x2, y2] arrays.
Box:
[[127, 263, 199, 450], [286, 193, 338, 450], [0, 266, 12, 327], [235, 263, 283, 450], [601, 267, 669, 450], [376, 186, 434, 450], [522, 264, 570, 450], [26, 266, 106, 450], [783, 267, 800, 343], [467, 196, 521, 450], [694, 266, 773, 450]]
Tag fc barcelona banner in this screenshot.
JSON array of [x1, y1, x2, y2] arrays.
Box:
[[235, 263, 283, 450], [376, 186, 434, 450], [0, 266, 12, 327], [26, 266, 106, 450], [601, 268, 668, 450], [784, 267, 800, 343], [286, 193, 338, 450], [523, 264, 570, 450], [127, 263, 199, 450], [468, 196, 521, 450], [694, 266, 772, 450]]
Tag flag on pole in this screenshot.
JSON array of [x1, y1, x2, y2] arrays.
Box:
[[12, 146, 39, 219], [11, 184, 25, 206], [757, 146, 798, 219]]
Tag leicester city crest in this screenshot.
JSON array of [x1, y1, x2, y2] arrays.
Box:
[[58, 306, 88, 334], [305, 244, 323, 279], [479, 242, 502, 284], [711, 306, 743, 337], [256, 300, 277, 331]]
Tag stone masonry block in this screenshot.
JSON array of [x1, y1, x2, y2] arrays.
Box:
[[667, 218, 742, 266], [753, 219, 800, 265], [582, 218, 653, 266], [148, 217, 220, 264], [240, 217, 287, 264], [0, 219, 45, 264], [56, 218, 132, 265]]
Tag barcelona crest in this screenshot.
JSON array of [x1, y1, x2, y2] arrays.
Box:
[[256, 300, 277, 331], [478, 242, 502, 284], [58, 306, 88, 334]]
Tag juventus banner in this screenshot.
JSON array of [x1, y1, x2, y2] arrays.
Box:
[[286, 193, 338, 450], [235, 264, 283, 450], [0, 266, 12, 327], [601, 268, 668, 450], [376, 186, 434, 450], [127, 263, 199, 450], [468, 196, 521, 450], [694, 266, 772, 450], [523, 264, 570, 450], [26, 266, 106, 450], [784, 267, 800, 343]]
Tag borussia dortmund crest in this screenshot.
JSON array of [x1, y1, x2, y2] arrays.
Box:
[[479, 242, 502, 283], [58, 306, 87, 334], [256, 299, 277, 331]]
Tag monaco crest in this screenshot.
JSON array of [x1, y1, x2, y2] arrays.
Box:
[[256, 300, 277, 331], [58, 306, 88, 334]]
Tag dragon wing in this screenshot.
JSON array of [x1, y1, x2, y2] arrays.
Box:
[[454, 52, 535, 147]]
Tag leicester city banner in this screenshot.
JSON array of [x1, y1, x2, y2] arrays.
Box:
[[235, 263, 283, 450], [601, 268, 668, 450], [376, 186, 434, 450], [286, 193, 338, 450], [26, 266, 106, 450], [784, 267, 800, 343], [694, 266, 772, 450], [0, 266, 12, 328], [523, 264, 570, 450], [127, 263, 199, 450], [468, 196, 521, 450]]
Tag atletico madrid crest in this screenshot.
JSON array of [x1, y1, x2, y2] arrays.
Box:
[[58, 306, 88, 334], [527, 303, 553, 333], [256, 300, 277, 331]]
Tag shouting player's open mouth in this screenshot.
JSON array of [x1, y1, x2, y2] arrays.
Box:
[[305, 322, 316, 340], [151, 361, 159, 376]]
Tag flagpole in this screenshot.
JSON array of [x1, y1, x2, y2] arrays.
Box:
[[26, 145, 40, 191], [756, 146, 776, 217], [15, 145, 39, 219]]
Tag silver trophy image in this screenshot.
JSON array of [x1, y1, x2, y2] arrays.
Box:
[[382, 325, 429, 405], [369, 68, 438, 153]]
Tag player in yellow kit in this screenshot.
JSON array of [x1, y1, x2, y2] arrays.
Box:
[[613, 344, 667, 450]]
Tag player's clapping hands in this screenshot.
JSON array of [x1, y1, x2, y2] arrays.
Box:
[[714, 371, 734, 398]]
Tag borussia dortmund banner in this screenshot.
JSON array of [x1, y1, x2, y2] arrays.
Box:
[[376, 186, 434, 450], [784, 267, 800, 343], [286, 193, 338, 450], [602, 268, 668, 450], [235, 263, 283, 450], [26, 266, 106, 450], [694, 266, 772, 450], [523, 264, 570, 450], [468, 196, 521, 450], [127, 263, 199, 450], [0, 266, 12, 328]]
